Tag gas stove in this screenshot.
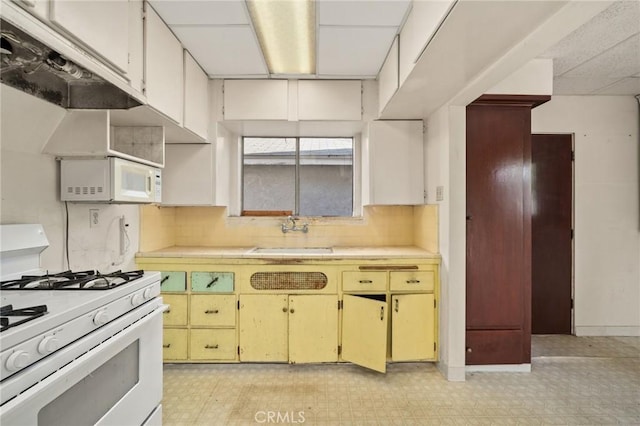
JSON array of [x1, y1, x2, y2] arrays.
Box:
[[0, 224, 165, 425]]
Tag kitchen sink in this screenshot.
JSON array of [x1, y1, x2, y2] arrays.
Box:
[[250, 247, 333, 254]]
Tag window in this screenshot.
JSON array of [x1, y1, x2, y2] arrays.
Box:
[[242, 137, 353, 216]]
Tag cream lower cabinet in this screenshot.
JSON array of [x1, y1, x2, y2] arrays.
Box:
[[239, 294, 338, 363], [342, 293, 436, 373]]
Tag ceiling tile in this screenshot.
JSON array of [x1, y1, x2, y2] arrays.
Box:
[[318, 0, 411, 26], [541, 1, 640, 76], [318, 26, 397, 76], [553, 76, 623, 95], [172, 26, 267, 76], [562, 34, 640, 79], [149, 0, 248, 25]]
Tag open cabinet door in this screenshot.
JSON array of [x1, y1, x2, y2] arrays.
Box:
[[341, 294, 388, 373]]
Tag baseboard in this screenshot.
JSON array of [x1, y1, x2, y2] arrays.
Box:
[[436, 360, 466, 381], [575, 326, 640, 336], [466, 363, 531, 373]]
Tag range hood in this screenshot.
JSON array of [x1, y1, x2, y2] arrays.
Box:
[[0, 19, 141, 109]]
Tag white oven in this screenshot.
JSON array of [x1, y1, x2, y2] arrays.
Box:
[[0, 301, 164, 425]]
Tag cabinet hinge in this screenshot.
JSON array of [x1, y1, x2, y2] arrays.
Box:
[[434, 299, 436, 309], [571, 151, 575, 161], [434, 342, 436, 352], [237, 346, 240, 355], [571, 229, 574, 240], [237, 300, 240, 310], [141, 80, 146, 95], [338, 345, 342, 356], [571, 299, 574, 309], [338, 300, 343, 310]]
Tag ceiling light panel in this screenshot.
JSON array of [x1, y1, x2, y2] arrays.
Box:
[[149, 0, 248, 25], [172, 26, 268, 76], [319, 0, 411, 27], [247, 0, 315, 75], [318, 26, 397, 76]]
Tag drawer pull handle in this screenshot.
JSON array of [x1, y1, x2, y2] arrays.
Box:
[[161, 276, 169, 284], [359, 280, 373, 284], [205, 309, 219, 314], [395, 299, 399, 313], [380, 306, 384, 321], [163, 344, 171, 348], [205, 344, 219, 349], [406, 279, 421, 284], [207, 277, 219, 288]]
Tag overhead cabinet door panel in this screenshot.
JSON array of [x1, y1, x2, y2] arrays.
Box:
[[223, 80, 288, 120], [341, 294, 387, 373], [297, 80, 362, 120], [50, 0, 129, 72]]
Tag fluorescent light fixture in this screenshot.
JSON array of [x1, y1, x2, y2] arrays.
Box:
[[247, 0, 316, 75]]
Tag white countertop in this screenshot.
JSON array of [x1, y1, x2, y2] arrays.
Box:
[[136, 246, 440, 260]]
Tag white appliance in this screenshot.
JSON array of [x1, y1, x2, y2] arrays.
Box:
[[60, 157, 162, 203], [0, 224, 165, 425]]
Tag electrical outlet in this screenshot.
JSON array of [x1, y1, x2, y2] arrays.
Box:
[[436, 186, 444, 202], [90, 209, 99, 228]]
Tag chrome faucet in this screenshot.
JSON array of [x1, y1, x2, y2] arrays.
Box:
[[281, 215, 308, 233]]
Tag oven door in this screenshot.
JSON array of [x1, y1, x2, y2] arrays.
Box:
[[0, 307, 163, 426]]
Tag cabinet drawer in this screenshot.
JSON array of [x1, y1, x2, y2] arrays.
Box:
[[191, 295, 236, 327], [390, 271, 435, 291], [342, 271, 387, 292], [191, 272, 234, 292], [190, 329, 237, 360], [162, 294, 188, 326], [163, 329, 188, 361], [160, 271, 186, 292]]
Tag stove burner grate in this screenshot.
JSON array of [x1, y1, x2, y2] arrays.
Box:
[[0, 304, 48, 332], [0, 270, 145, 290]]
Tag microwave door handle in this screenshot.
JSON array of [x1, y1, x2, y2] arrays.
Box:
[[147, 174, 151, 194]]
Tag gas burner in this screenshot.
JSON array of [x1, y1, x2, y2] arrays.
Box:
[[0, 270, 145, 290], [0, 304, 48, 332]]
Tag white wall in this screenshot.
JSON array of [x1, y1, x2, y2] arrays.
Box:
[[1, 84, 140, 272], [532, 96, 640, 336], [425, 104, 466, 381]]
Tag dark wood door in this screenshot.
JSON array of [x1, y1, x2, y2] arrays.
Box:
[[466, 102, 533, 365], [531, 134, 573, 334]]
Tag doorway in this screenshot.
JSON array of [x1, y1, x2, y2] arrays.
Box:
[[531, 133, 573, 334]]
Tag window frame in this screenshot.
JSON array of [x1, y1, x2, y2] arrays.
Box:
[[240, 136, 359, 217]]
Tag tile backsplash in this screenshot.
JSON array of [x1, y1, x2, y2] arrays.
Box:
[[140, 205, 438, 252]]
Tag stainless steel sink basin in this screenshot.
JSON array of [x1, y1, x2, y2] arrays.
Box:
[[250, 247, 333, 254]]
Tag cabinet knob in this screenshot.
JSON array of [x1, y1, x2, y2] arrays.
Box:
[[289, 308, 295, 314], [163, 344, 171, 349], [282, 307, 288, 313], [466, 347, 472, 353]]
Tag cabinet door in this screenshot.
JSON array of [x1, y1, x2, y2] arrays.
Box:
[[223, 80, 288, 120], [183, 51, 209, 139], [162, 144, 215, 205], [364, 120, 424, 205], [144, 4, 184, 125], [391, 294, 435, 361], [289, 295, 338, 363], [50, 0, 129, 72], [297, 80, 362, 120], [239, 295, 288, 362], [341, 294, 387, 373]]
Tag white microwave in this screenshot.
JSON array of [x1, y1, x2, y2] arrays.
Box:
[[60, 157, 162, 203]]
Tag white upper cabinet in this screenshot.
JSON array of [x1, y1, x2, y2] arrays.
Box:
[[378, 36, 399, 116], [297, 80, 361, 121], [362, 120, 424, 206], [223, 80, 289, 120], [183, 51, 209, 140], [49, 0, 129, 73], [144, 3, 184, 125], [399, 0, 455, 86], [162, 144, 215, 205]]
